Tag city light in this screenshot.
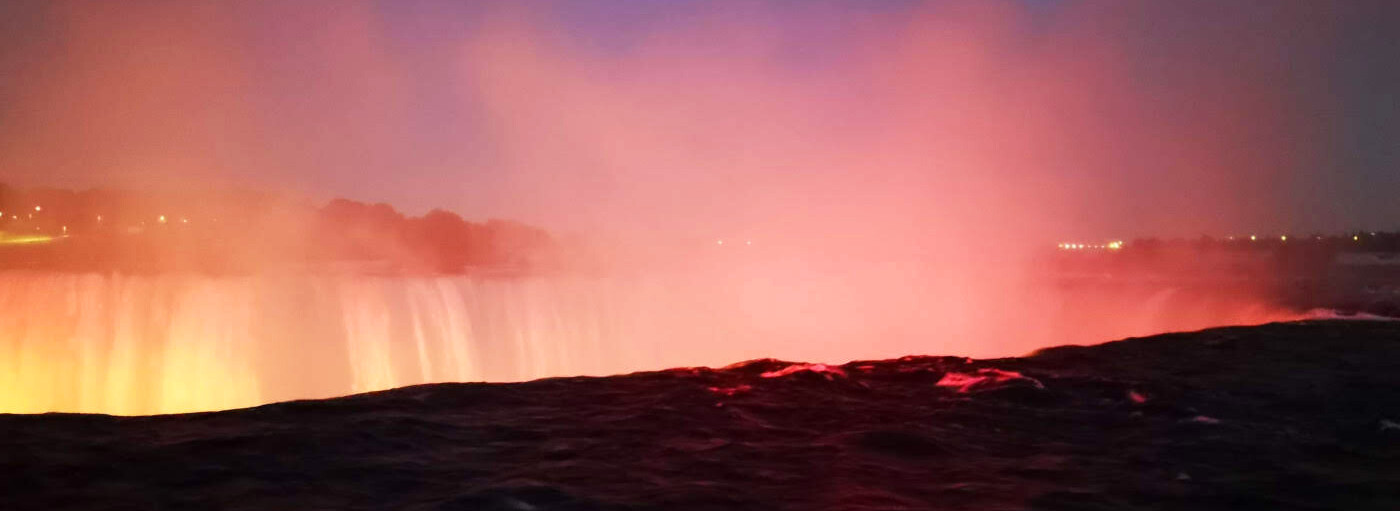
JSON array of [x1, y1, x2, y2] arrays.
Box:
[[1057, 241, 1125, 251], [1052, 233, 1389, 251], [158, 215, 167, 224], [0, 233, 54, 245], [34, 206, 41, 212]]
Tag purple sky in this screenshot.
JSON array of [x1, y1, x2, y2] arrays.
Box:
[[0, 0, 1396, 243]]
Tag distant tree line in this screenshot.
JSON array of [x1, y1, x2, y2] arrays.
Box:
[[314, 198, 557, 272], [0, 184, 559, 274], [1048, 231, 1400, 280], [1123, 233, 1400, 254]]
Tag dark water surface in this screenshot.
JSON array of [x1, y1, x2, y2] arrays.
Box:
[[4, 321, 1399, 510]]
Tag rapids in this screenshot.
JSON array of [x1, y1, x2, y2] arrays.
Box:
[[5, 321, 1398, 510]]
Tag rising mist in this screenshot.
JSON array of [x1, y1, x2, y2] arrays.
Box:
[[0, 1, 1377, 413]]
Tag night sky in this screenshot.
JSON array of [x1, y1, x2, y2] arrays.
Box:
[[0, 0, 1396, 245]]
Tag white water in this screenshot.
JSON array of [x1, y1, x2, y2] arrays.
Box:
[[0, 272, 644, 414], [0, 270, 1298, 415]]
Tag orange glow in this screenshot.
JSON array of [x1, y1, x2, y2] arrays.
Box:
[[0, 1, 1335, 416], [0, 233, 54, 245], [0, 270, 1305, 415]]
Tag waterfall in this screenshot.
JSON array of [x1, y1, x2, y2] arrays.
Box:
[[0, 269, 1301, 415], [0, 272, 644, 415]]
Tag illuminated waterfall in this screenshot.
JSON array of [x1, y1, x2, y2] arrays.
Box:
[[0, 272, 643, 415], [0, 269, 1300, 415]]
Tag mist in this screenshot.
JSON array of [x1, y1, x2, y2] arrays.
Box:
[[0, 1, 1350, 234], [0, 1, 1383, 413]]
